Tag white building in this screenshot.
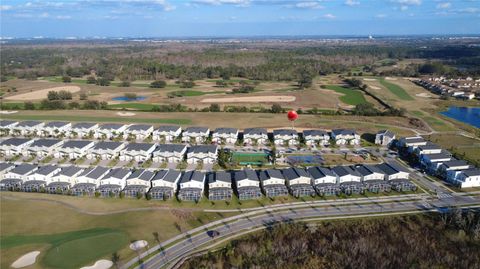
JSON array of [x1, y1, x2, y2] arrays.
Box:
[[354, 164, 390, 192], [235, 169, 262, 200], [152, 126, 182, 143], [282, 167, 315, 197], [273, 129, 299, 146], [331, 129, 360, 145], [11, 121, 44, 136], [398, 136, 427, 151], [178, 171, 206, 201], [23, 165, 61, 192], [94, 123, 128, 140], [414, 142, 442, 156], [186, 145, 218, 164], [307, 166, 339, 196], [123, 124, 154, 141], [207, 171, 233, 200], [26, 139, 63, 158], [119, 143, 156, 162], [0, 163, 15, 180], [303, 130, 330, 146], [69, 122, 98, 138], [0, 163, 38, 190], [332, 165, 364, 194], [420, 151, 452, 172], [259, 169, 288, 197], [46, 166, 84, 193], [0, 120, 18, 136], [149, 169, 182, 200], [375, 130, 395, 146], [123, 169, 155, 197], [376, 162, 410, 180], [243, 128, 268, 145], [450, 169, 480, 188], [152, 144, 187, 163], [212, 128, 238, 144], [87, 141, 125, 160], [54, 140, 95, 159], [0, 138, 34, 156], [441, 160, 471, 180], [41, 121, 71, 137], [71, 166, 110, 196], [98, 168, 132, 197], [182, 127, 210, 144]]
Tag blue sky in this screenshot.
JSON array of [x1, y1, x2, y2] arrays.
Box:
[[1, 0, 479, 37]]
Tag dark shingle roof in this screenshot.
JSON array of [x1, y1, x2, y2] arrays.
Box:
[[0, 120, 17, 127], [0, 162, 14, 173], [185, 127, 209, 133], [29, 139, 62, 148], [187, 145, 217, 154], [443, 160, 469, 168], [214, 128, 238, 134], [0, 138, 32, 146], [282, 167, 310, 180], [259, 169, 284, 181], [303, 130, 329, 137], [462, 169, 480, 177], [44, 121, 69, 128], [354, 165, 384, 176], [273, 129, 297, 136], [422, 152, 452, 160], [376, 162, 409, 175], [417, 142, 441, 151], [62, 140, 93, 149], [15, 121, 43, 127], [85, 166, 110, 179], [99, 123, 125, 130], [126, 124, 153, 131], [72, 122, 97, 129], [57, 166, 83, 177], [155, 126, 181, 132], [307, 166, 335, 179], [235, 169, 259, 182], [207, 171, 232, 184], [128, 169, 155, 181], [180, 171, 205, 183], [102, 168, 131, 180], [332, 129, 356, 136], [34, 165, 59, 176], [243, 128, 267, 135], [10, 163, 37, 175], [156, 144, 186, 153], [161, 170, 182, 183], [332, 166, 361, 177], [93, 141, 124, 150], [124, 143, 156, 152]]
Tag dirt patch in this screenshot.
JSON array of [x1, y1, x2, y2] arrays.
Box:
[[415, 93, 432, 98], [363, 78, 377, 81], [201, 95, 296, 103], [5, 86, 81, 101]]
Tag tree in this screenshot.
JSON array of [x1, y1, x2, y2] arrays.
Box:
[[86, 76, 96, 84], [96, 77, 110, 86], [62, 76, 72, 83], [180, 80, 195, 88], [209, 103, 221, 112], [111, 252, 120, 269], [271, 145, 277, 164], [58, 90, 73, 100], [297, 72, 313, 89], [271, 103, 283, 113], [47, 91, 59, 101], [124, 93, 137, 100], [24, 102, 35, 110], [150, 80, 167, 88], [120, 80, 131, 87], [79, 93, 88, 100]]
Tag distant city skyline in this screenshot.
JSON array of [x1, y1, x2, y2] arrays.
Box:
[[1, 0, 479, 37]]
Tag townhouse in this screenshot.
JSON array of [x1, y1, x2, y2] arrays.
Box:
[[0, 138, 34, 156], [207, 171, 233, 200], [119, 143, 156, 162], [355, 164, 390, 193], [376, 162, 415, 192], [152, 126, 182, 143], [282, 167, 315, 197], [273, 129, 299, 146], [375, 130, 395, 146], [440, 159, 471, 179], [303, 129, 330, 146], [307, 166, 339, 196], [0, 120, 17, 136], [0, 163, 15, 180], [420, 151, 452, 172], [26, 139, 63, 158], [94, 123, 128, 140], [71, 166, 110, 196], [23, 165, 61, 192], [152, 144, 187, 163], [0, 163, 38, 190], [149, 169, 182, 200], [69, 122, 98, 138], [123, 124, 154, 141], [332, 166, 364, 194], [87, 141, 125, 160], [235, 169, 262, 200], [398, 136, 427, 152], [243, 128, 268, 145], [178, 170, 206, 201], [46, 166, 84, 193], [212, 128, 238, 144], [182, 127, 210, 144], [54, 140, 95, 159], [98, 168, 132, 197], [123, 169, 155, 197], [11, 121, 44, 136], [414, 142, 442, 156], [450, 169, 480, 188], [258, 169, 288, 197], [41, 121, 71, 137], [186, 145, 218, 164], [331, 129, 360, 145]]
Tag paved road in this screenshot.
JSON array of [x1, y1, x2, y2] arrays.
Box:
[[125, 194, 480, 269]]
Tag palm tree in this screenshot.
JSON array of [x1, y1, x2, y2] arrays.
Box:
[[111, 252, 120, 269]]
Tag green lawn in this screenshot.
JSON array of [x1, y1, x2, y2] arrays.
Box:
[[1, 114, 191, 125], [324, 85, 368, 106], [232, 152, 269, 165], [107, 103, 157, 110], [0, 102, 42, 110], [378, 79, 414, 101]]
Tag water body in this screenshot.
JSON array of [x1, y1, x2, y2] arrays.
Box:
[[112, 96, 146, 101], [440, 106, 480, 128]]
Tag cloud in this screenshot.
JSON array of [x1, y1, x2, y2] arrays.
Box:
[[345, 0, 360, 6], [39, 12, 49, 18], [461, 7, 479, 13], [0, 5, 12, 11], [323, 13, 336, 19], [56, 15, 72, 19], [391, 0, 421, 5], [436, 2, 451, 9], [375, 14, 387, 18], [191, 0, 251, 7], [285, 1, 324, 9]]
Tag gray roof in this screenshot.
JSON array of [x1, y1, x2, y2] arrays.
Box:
[[332, 166, 361, 177], [235, 169, 259, 182], [102, 168, 131, 180], [180, 171, 205, 183], [401, 137, 425, 144], [62, 140, 93, 149], [307, 166, 335, 179], [259, 169, 284, 181], [354, 165, 385, 176], [0, 162, 14, 173], [376, 162, 409, 176], [443, 160, 469, 168], [156, 144, 186, 153], [56, 166, 83, 177], [15, 121, 43, 127], [156, 125, 181, 132], [126, 124, 153, 131], [124, 143, 156, 152], [243, 128, 267, 135], [282, 167, 311, 180], [93, 141, 124, 150], [332, 129, 356, 136], [377, 130, 395, 138], [417, 142, 441, 151], [99, 123, 125, 130], [152, 169, 181, 183], [10, 163, 37, 175], [72, 122, 97, 129], [44, 121, 69, 128], [462, 169, 480, 177], [127, 169, 155, 181], [0, 138, 31, 146], [187, 145, 217, 154], [273, 129, 297, 136], [30, 139, 62, 148], [422, 152, 452, 160], [151, 170, 168, 181], [214, 128, 238, 134], [303, 130, 329, 137], [0, 120, 17, 127], [34, 165, 59, 176], [84, 166, 110, 179], [207, 171, 232, 184], [184, 127, 209, 133]]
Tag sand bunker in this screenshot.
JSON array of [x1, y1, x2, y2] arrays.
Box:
[[5, 86, 81, 101], [385, 77, 397, 81], [416, 93, 432, 98], [369, 86, 381, 90], [80, 260, 113, 269], [130, 240, 148, 251], [0, 110, 18, 114], [11, 251, 40, 268], [201, 95, 296, 103], [117, 112, 136, 117], [363, 78, 377, 81]]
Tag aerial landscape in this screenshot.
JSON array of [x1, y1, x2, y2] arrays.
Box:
[[0, 0, 479, 269]]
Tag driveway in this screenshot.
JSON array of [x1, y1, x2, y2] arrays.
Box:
[[186, 163, 196, 171], [203, 163, 213, 172], [167, 162, 177, 169]]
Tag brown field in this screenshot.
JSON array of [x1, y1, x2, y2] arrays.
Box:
[[5, 86, 81, 101], [201, 95, 296, 103]]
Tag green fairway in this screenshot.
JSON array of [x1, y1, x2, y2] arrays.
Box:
[[325, 85, 368, 106], [0, 102, 41, 110], [232, 152, 269, 165], [1, 114, 191, 125], [107, 103, 157, 110], [378, 79, 414, 100]]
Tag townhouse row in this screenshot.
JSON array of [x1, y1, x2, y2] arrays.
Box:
[[0, 162, 415, 201], [0, 137, 218, 164], [399, 136, 480, 188], [0, 120, 374, 146]]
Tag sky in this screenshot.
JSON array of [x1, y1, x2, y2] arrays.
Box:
[[0, 0, 479, 37]]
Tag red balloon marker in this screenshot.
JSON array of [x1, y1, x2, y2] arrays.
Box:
[[287, 110, 298, 121]]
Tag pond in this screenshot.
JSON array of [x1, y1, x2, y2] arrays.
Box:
[[112, 96, 146, 102], [439, 106, 480, 128]]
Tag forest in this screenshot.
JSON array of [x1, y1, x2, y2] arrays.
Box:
[[182, 210, 480, 269]]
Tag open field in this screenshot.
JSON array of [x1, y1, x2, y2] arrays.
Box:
[[324, 85, 367, 106], [4, 85, 81, 101], [201, 95, 296, 103], [378, 78, 414, 100], [425, 133, 480, 166]]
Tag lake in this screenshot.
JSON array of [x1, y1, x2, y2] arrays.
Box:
[[440, 106, 480, 128]]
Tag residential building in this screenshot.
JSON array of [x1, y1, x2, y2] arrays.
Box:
[[414, 142, 442, 156], [152, 144, 187, 163], [303, 130, 330, 146], [282, 167, 315, 197], [0, 163, 15, 180], [69, 122, 98, 138], [152, 126, 182, 142], [54, 140, 95, 159], [23, 165, 61, 192], [207, 171, 233, 200], [0, 138, 34, 156], [178, 171, 206, 201], [307, 166, 339, 196], [235, 169, 262, 200], [98, 168, 132, 197], [375, 130, 395, 146], [450, 169, 480, 188], [439, 159, 471, 179], [119, 143, 156, 162], [331, 129, 360, 145], [26, 139, 63, 158], [243, 128, 268, 145], [0, 120, 18, 136], [186, 145, 218, 164], [273, 129, 299, 146], [376, 162, 410, 180], [41, 121, 71, 137], [123, 169, 155, 197], [212, 128, 238, 144], [420, 151, 452, 172], [0, 163, 38, 190], [46, 166, 84, 193], [71, 166, 110, 196], [182, 127, 210, 144], [354, 165, 390, 193], [149, 169, 181, 200], [332, 166, 364, 194], [123, 124, 154, 140], [398, 136, 427, 151], [87, 141, 125, 160], [94, 123, 128, 139], [11, 121, 44, 136], [259, 169, 288, 197]]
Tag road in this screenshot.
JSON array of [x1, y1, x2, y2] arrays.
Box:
[[124, 193, 480, 269]]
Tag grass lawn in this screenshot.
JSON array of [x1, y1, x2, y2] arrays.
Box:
[[425, 133, 480, 166], [232, 152, 269, 164], [107, 103, 157, 111], [0, 102, 41, 110], [324, 85, 368, 106], [1, 114, 191, 125], [378, 79, 414, 101]]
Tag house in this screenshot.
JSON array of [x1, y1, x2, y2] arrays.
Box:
[[0, 163, 15, 180], [41, 121, 71, 137], [69, 122, 98, 138], [152, 144, 187, 163], [376, 162, 410, 180], [389, 178, 417, 192], [123, 169, 155, 197], [149, 169, 182, 200], [98, 168, 132, 197], [54, 140, 95, 159], [0, 138, 34, 156], [273, 129, 299, 146], [46, 166, 84, 193], [152, 126, 182, 142], [243, 128, 268, 145], [0, 163, 38, 190], [331, 129, 360, 145], [0, 120, 18, 136], [450, 169, 480, 188], [178, 171, 206, 201], [71, 166, 110, 196], [235, 169, 262, 200], [11, 121, 44, 136], [439, 159, 471, 179], [332, 166, 364, 194], [94, 123, 128, 139], [303, 130, 330, 146], [23, 165, 61, 192], [186, 145, 218, 164], [354, 165, 390, 193], [307, 166, 339, 196], [87, 141, 125, 160], [282, 167, 315, 197], [414, 142, 442, 156], [398, 136, 427, 151], [420, 151, 452, 172], [182, 127, 210, 144], [375, 130, 395, 146], [119, 143, 156, 162], [212, 128, 238, 144], [258, 169, 288, 197], [207, 171, 233, 200], [26, 139, 63, 158], [123, 124, 154, 141]]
